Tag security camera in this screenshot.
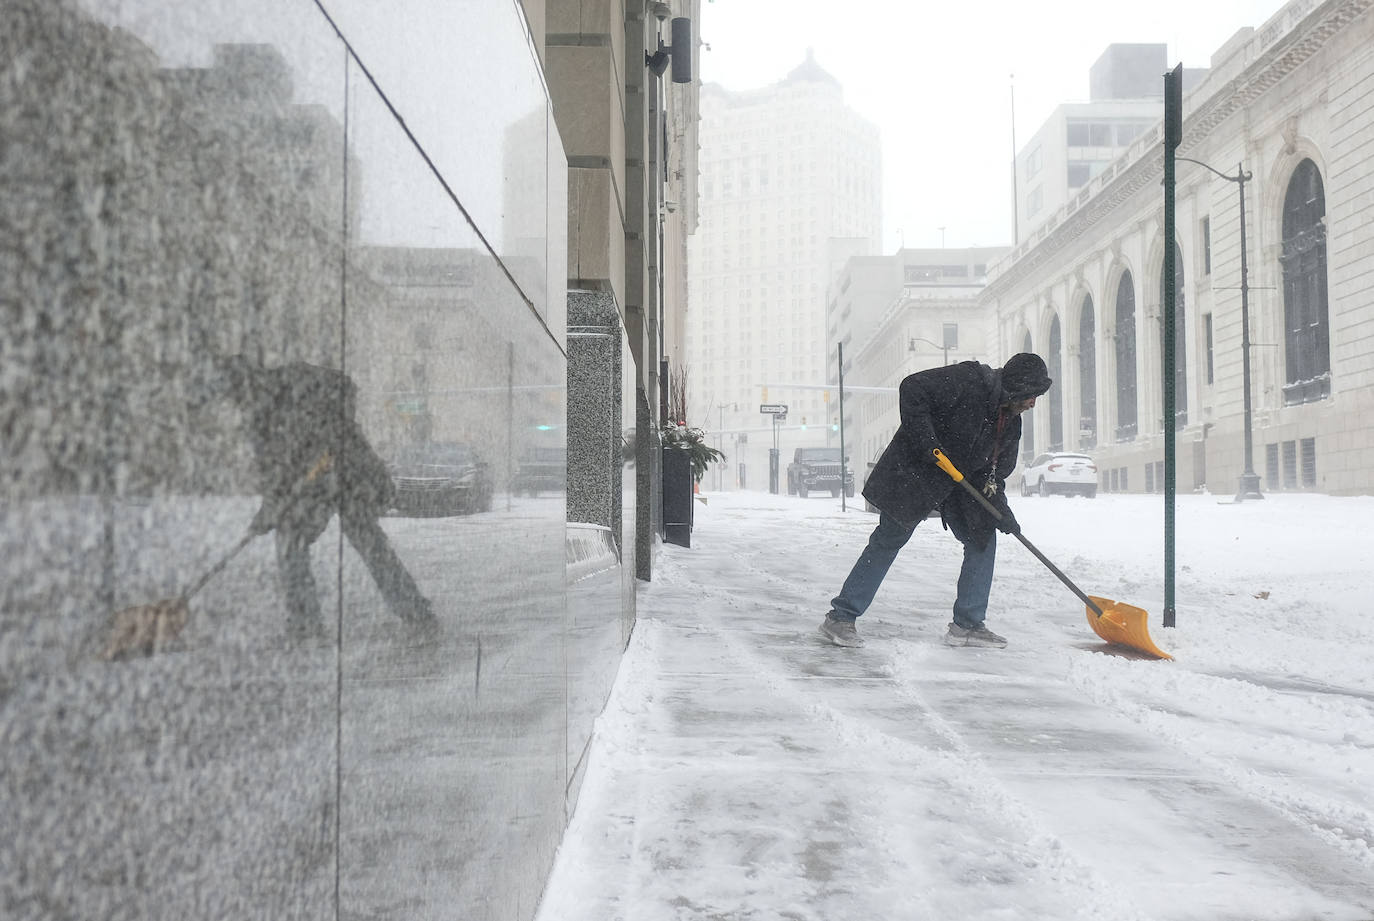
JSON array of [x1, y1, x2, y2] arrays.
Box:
[[651, 2, 672, 21]]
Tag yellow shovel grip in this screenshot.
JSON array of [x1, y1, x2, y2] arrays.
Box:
[[932, 448, 964, 483]]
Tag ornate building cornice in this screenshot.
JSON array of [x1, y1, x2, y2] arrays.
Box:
[[983, 0, 1372, 300]]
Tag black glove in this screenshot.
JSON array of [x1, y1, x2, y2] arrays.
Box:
[[994, 503, 1020, 535]]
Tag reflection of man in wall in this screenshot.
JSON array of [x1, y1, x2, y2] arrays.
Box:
[[211, 356, 437, 639]]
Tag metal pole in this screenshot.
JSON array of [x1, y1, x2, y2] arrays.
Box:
[[1177, 156, 1263, 501], [769, 413, 780, 495], [1236, 164, 1263, 500], [838, 342, 847, 512], [1162, 63, 1182, 630], [1010, 74, 1019, 246], [718, 403, 724, 493]]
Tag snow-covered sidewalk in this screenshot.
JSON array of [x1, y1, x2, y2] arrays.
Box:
[[537, 489, 1374, 921]]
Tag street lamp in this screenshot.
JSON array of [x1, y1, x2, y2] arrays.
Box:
[[909, 336, 951, 366], [715, 402, 736, 492], [1177, 157, 1263, 501]]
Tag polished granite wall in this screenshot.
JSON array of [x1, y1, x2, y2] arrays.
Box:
[[0, 2, 624, 919], [564, 290, 637, 802]]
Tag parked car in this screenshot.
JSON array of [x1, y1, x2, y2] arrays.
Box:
[[512, 446, 567, 497], [388, 442, 493, 516], [1020, 452, 1098, 498], [787, 447, 855, 498]]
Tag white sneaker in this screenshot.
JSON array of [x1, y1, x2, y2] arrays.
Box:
[[819, 615, 864, 648], [944, 622, 1007, 648]]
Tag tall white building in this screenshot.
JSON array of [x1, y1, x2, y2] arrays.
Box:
[[686, 51, 881, 490]]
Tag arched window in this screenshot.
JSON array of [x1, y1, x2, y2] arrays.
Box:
[[1159, 241, 1188, 427], [1021, 331, 1035, 461], [1280, 158, 1330, 404], [1048, 315, 1063, 451], [1114, 272, 1137, 441], [1079, 296, 1097, 449]]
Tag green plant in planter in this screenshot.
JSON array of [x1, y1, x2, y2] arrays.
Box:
[[661, 423, 724, 483]]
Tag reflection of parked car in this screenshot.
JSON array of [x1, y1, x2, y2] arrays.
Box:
[[512, 446, 566, 496], [389, 442, 493, 515], [1020, 452, 1098, 498]]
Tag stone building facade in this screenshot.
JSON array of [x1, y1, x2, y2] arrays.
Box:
[[984, 0, 1374, 496]]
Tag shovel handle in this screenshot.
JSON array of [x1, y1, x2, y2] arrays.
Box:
[[179, 462, 330, 602], [182, 530, 257, 601], [931, 449, 1104, 618]]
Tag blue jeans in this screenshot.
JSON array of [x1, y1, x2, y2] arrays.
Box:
[[829, 512, 997, 629]]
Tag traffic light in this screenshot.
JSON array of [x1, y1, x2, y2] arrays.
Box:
[[800, 416, 807, 430]]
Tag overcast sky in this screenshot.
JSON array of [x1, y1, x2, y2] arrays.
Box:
[[697, 0, 1289, 254]]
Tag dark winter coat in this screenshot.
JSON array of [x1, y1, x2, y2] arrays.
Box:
[[229, 361, 395, 533], [861, 360, 1023, 547]]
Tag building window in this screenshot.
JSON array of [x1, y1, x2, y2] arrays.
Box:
[[1204, 314, 1214, 384], [1079, 295, 1097, 450], [1265, 439, 1313, 490], [1116, 123, 1144, 145], [1027, 146, 1042, 178], [1201, 216, 1211, 275], [1114, 271, 1137, 442], [1067, 162, 1091, 188], [1280, 158, 1331, 405], [1048, 315, 1063, 451], [1027, 187, 1043, 217], [1301, 437, 1317, 487]]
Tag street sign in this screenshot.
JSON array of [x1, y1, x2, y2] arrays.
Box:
[[760, 403, 788, 414]]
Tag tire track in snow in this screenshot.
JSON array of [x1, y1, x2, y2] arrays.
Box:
[[1066, 655, 1374, 876]]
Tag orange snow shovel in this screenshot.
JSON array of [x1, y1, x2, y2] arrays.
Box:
[[933, 449, 1172, 660]]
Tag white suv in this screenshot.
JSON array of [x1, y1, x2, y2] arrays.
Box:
[[1020, 452, 1098, 498]]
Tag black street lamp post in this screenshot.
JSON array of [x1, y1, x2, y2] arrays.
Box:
[[908, 336, 951, 366], [1178, 157, 1263, 501]]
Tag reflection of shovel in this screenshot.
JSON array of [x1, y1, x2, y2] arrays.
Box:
[[100, 452, 333, 661], [100, 530, 258, 660], [933, 449, 1172, 660]]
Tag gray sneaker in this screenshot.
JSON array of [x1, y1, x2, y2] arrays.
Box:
[[944, 622, 1007, 648], [819, 615, 864, 648]]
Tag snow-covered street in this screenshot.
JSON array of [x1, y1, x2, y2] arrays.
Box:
[[537, 489, 1374, 920]]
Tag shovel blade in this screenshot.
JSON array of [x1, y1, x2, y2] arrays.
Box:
[[100, 598, 190, 661], [1085, 595, 1173, 660]]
